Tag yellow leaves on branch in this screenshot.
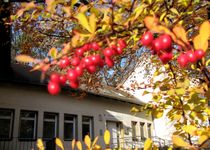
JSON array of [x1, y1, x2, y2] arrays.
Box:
[[144, 138, 153, 150], [36, 139, 44, 150], [172, 135, 191, 148], [172, 25, 188, 44], [104, 130, 111, 145], [182, 125, 198, 136], [84, 135, 91, 148], [15, 54, 37, 63], [144, 16, 159, 30], [55, 138, 64, 150]]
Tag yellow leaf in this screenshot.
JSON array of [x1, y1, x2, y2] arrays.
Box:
[[71, 34, 80, 47], [76, 141, 82, 150], [173, 25, 188, 44], [152, 109, 163, 118], [198, 135, 209, 145], [84, 135, 91, 148], [55, 138, 64, 150], [160, 12, 166, 22], [76, 13, 92, 33], [92, 136, 99, 147], [104, 130, 110, 145], [193, 35, 208, 52], [36, 139, 44, 150], [48, 47, 58, 59], [199, 21, 210, 42], [89, 13, 97, 33], [206, 59, 210, 66], [72, 139, 76, 150], [170, 8, 179, 15], [71, 0, 78, 8], [172, 135, 190, 147], [153, 144, 159, 150], [15, 55, 36, 63], [182, 125, 197, 136], [144, 138, 152, 150], [144, 16, 159, 29]]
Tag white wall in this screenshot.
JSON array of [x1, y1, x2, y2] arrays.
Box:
[[0, 83, 153, 149]]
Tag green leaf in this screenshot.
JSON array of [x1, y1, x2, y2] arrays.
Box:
[[144, 138, 152, 150], [76, 13, 92, 33]]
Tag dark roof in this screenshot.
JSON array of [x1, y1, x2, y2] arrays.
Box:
[[2, 63, 143, 105]]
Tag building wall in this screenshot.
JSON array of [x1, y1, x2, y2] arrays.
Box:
[[0, 83, 153, 149]]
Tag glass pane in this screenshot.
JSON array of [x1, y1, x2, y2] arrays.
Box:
[[43, 122, 55, 138], [82, 124, 90, 140], [19, 120, 35, 139], [82, 117, 90, 122], [21, 111, 35, 118], [64, 115, 74, 121], [0, 110, 12, 117], [0, 119, 11, 138], [44, 113, 56, 120], [64, 123, 74, 140]]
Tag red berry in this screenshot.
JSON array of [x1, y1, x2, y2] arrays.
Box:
[[47, 82, 60, 95], [75, 65, 84, 77], [160, 34, 172, 50], [90, 55, 101, 65], [140, 31, 154, 46], [194, 49, 205, 60], [59, 57, 70, 68], [75, 48, 85, 56], [67, 69, 78, 81], [151, 50, 156, 55], [59, 75, 67, 85], [152, 38, 163, 53], [116, 46, 123, 55], [82, 43, 91, 51], [50, 73, 60, 83], [159, 53, 173, 64], [103, 48, 115, 58], [98, 59, 105, 68], [87, 65, 96, 74], [177, 54, 188, 68], [71, 57, 80, 66], [186, 50, 197, 63], [70, 80, 79, 89], [83, 57, 94, 67], [118, 39, 127, 49], [91, 42, 100, 51], [105, 57, 114, 68]]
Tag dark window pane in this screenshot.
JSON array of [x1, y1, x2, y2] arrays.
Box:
[[0, 110, 12, 117], [64, 123, 73, 140], [82, 117, 90, 122], [64, 115, 74, 121], [43, 122, 55, 138], [21, 112, 35, 118], [82, 124, 90, 140], [0, 119, 11, 138], [19, 120, 34, 139], [44, 114, 56, 120]]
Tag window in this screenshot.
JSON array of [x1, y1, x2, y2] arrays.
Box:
[[64, 114, 77, 141], [19, 110, 37, 140], [0, 109, 14, 140], [43, 112, 58, 139], [131, 121, 137, 141], [82, 116, 93, 140], [147, 123, 152, 138], [140, 122, 145, 140]]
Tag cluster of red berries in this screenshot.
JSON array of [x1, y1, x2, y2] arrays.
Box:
[[177, 49, 205, 68], [47, 39, 127, 95], [140, 31, 206, 67], [140, 31, 173, 64]]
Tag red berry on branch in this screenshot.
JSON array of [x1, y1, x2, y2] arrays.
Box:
[[70, 80, 79, 89], [152, 38, 163, 53], [160, 34, 172, 50], [194, 49, 205, 60], [118, 39, 127, 49], [82, 43, 91, 51], [87, 65, 96, 74], [116, 46, 123, 55], [90, 54, 102, 65], [105, 57, 114, 68], [71, 57, 80, 66], [47, 82, 60, 95], [186, 50, 197, 63], [91, 42, 101, 51], [59, 57, 70, 68], [140, 31, 154, 46], [83, 57, 94, 67], [75, 65, 84, 77], [50, 73, 60, 83], [59, 75, 67, 85], [103, 48, 115, 58], [177, 54, 188, 68], [67, 69, 78, 81], [75, 48, 85, 57], [98, 59, 105, 68], [159, 52, 173, 64]]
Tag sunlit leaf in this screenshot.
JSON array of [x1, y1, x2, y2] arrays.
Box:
[[76, 13, 92, 33], [170, 8, 179, 15], [37, 139, 44, 150], [182, 125, 197, 136], [144, 16, 158, 29], [193, 35, 208, 52], [152, 109, 163, 118], [71, 0, 78, 8], [104, 130, 110, 145], [198, 135, 209, 145], [84, 135, 91, 148], [55, 138, 64, 150], [199, 21, 210, 42], [172, 135, 190, 147], [92, 136, 99, 147], [72, 139, 76, 150], [76, 141, 82, 150], [144, 138, 152, 150], [48, 47, 58, 59], [172, 25, 188, 44], [15, 55, 36, 63], [89, 13, 97, 33]]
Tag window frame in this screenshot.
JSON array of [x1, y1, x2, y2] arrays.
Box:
[[18, 110, 38, 141], [131, 121, 137, 141], [0, 108, 15, 141], [147, 123, 152, 138], [82, 116, 94, 140], [43, 112, 59, 140], [140, 122, 145, 140], [63, 114, 77, 141]]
